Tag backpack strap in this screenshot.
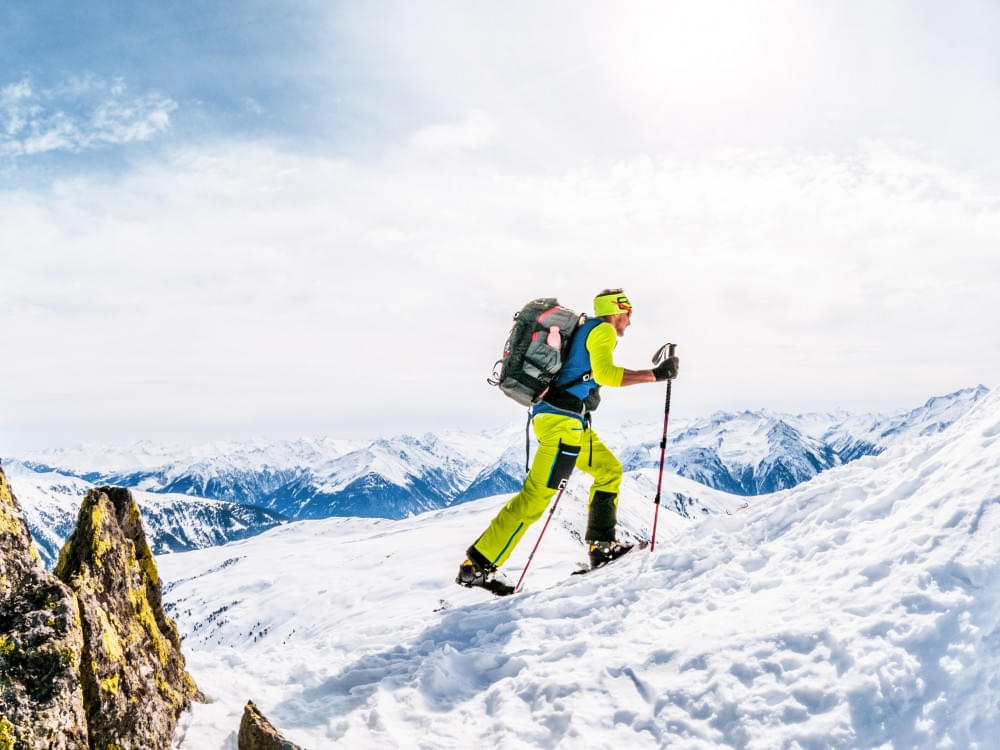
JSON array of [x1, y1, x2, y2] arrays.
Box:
[[556, 370, 593, 392], [542, 371, 593, 413], [543, 315, 598, 408], [587, 412, 593, 466], [524, 409, 532, 472]]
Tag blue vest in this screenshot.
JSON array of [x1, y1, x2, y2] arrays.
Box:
[[532, 317, 601, 421]]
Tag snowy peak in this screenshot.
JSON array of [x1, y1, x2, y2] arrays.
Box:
[[20, 436, 362, 478], [653, 386, 989, 495], [624, 408, 833, 495], [815, 384, 990, 461], [285, 432, 500, 519], [5, 461, 286, 567], [877, 383, 990, 439]]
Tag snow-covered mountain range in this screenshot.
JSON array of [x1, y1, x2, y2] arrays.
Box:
[[2, 461, 285, 567], [160, 383, 1000, 748], [7, 386, 988, 566]]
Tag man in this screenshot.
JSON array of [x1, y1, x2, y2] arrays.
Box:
[[457, 288, 679, 595]]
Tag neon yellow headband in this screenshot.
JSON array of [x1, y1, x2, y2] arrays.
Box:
[[594, 290, 632, 317]]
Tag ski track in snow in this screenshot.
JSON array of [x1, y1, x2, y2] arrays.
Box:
[[161, 390, 1000, 749]]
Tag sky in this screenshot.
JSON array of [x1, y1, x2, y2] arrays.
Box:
[[2, 0, 1000, 452]]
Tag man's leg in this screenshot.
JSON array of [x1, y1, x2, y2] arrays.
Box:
[[575, 427, 623, 543], [468, 413, 585, 569]]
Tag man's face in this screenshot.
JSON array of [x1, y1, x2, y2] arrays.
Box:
[[608, 310, 631, 337]]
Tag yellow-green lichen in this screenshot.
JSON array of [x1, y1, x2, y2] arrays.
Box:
[[127, 586, 172, 665], [184, 671, 200, 700], [155, 672, 184, 709], [53, 534, 75, 579], [71, 595, 83, 630], [101, 673, 120, 695], [0, 472, 13, 504], [45, 586, 68, 612], [0, 716, 16, 750], [138, 548, 161, 588], [97, 608, 124, 662], [0, 634, 14, 656], [124, 581, 198, 701], [87, 499, 113, 564], [0, 507, 23, 537], [59, 645, 81, 669], [1, 474, 28, 545]]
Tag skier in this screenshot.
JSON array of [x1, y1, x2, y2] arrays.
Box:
[[457, 288, 679, 595]]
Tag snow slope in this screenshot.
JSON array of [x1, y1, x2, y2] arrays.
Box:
[[162, 387, 1000, 749]]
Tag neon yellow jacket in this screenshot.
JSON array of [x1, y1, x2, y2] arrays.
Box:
[[585, 321, 624, 387]]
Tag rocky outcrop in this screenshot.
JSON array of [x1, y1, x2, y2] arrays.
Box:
[[238, 700, 302, 750], [54, 486, 201, 749], [0, 461, 89, 748]]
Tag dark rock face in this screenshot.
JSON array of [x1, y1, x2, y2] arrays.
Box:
[[0, 462, 89, 749], [238, 700, 302, 750], [54, 486, 201, 749]]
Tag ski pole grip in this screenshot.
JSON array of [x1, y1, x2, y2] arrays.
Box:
[[668, 343, 676, 358]]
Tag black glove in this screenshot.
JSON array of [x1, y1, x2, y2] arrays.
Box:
[[653, 356, 679, 381]]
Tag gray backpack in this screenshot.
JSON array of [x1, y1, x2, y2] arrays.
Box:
[[488, 298, 585, 407]]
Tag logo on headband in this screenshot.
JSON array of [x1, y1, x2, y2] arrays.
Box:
[[595, 290, 632, 317]]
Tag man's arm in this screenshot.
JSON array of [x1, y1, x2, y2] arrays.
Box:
[[586, 322, 679, 387], [619, 369, 657, 386], [586, 323, 625, 386]]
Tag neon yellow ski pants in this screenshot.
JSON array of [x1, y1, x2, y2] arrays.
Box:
[[471, 412, 622, 568]]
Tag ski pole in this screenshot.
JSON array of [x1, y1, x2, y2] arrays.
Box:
[[514, 480, 568, 593], [650, 343, 677, 553]]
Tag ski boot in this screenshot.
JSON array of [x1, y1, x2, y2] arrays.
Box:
[[588, 540, 634, 569], [456, 556, 515, 597]]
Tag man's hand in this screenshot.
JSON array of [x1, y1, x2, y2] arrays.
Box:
[[653, 356, 679, 381]]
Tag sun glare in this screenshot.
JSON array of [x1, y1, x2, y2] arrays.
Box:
[[606, 2, 787, 100]]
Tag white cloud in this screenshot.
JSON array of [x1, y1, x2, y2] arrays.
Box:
[[1, 139, 998, 450], [329, 1, 1000, 171], [410, 111, 497, 154], [1, 80, 34, 137], [1, 80, 33, 107], [0, 76, 176, 158], [88, 94, 175, 144]]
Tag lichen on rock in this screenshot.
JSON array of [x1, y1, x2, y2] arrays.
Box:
[[54, 485, 202, 749], [0, 461, 89, 748], [237, 700, 303, 750]]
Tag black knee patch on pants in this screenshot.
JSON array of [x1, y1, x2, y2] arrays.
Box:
[[586, 490, 617, 542], [546, 441, 581, 489]]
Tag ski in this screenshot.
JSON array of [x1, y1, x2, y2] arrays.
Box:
[[571, 540, 648, 576]]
